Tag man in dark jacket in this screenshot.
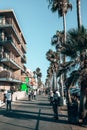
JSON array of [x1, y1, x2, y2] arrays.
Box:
[[52, 90, 59, 120]]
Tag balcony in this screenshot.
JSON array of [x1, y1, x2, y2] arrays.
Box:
[[0, 39, 20, 57], [0, 52, 22, 70], [0, 70, 22, 83], [21, 43, 26, 53], [0, 17, 25, 45]]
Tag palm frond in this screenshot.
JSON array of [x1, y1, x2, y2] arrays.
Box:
[[51, 35, 58, 45], [57, 68, 66, 77], [65, 70, 80, 88], [61, 43, 77, 59], [70, 70, 80, 86], [57, 59, 79, 78], [67, 26, 87, 52], [48, 0, 72, 17]]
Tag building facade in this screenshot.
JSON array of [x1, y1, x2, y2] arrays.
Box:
[[26, 68, 38, 89], [0, 10, 27, 101]]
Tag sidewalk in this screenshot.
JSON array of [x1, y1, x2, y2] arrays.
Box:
[[57, 104, 87, 130], [0, 94, 86, 130], [39, 94, 87, 130]]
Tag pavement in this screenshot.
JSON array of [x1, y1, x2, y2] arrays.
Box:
[[0, 94, 86, 130]]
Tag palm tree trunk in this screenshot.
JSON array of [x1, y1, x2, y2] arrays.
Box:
[[52, 71, 56, 90], [76, 0, 83, 120], [79, 90, 84, 118], [66, 88, 72, 122], [77, 0, 82, 29], [63, 13, 66, 43], [60, 13, 67, 105]]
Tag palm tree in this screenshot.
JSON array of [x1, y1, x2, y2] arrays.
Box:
[[48, 0, 72, 105], [46, 49, 59, 90], [48, 0, 72, 42], [35, 67, 42, 88], [51, 30, 66, 100], [51, 30, 64, 50], [46, 66, 54, 89], [59, 26, 87, 123]]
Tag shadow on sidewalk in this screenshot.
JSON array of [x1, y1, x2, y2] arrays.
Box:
[[0, 108, 69, 125]]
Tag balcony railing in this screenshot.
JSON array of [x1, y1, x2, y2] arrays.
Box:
[[0, 17, 26, 47], [0, 70, 21, 81], [2, 52, 22, 68]]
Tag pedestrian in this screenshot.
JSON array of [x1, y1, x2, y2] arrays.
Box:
[[52, 90, 59, 120], [31, 90, 34, 100], [28, 90, 31, 101], [34, 90, 37, 100], [5, 90, 12, 112], [56, 89, 60, 106], [3, 90, 7, 103]]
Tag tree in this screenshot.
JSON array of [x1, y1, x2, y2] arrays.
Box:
[[35, 67, 42, 88], [46, 66, 54, 89], [51, 31, 66, 98], [47, 0, 72, 105], [60, 26, 87, 123], [46, 49, 59, 90], [48, 0, 72, 42]]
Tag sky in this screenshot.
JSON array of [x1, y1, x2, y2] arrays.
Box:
[[0, 0, 87, 83]]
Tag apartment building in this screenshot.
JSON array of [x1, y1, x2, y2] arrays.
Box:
[[0, 10, 27, 101], [26, 68, 37, 88]]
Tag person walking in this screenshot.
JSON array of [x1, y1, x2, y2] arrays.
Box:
[[28, 90, 31, 101], [31, 90, 34, 100], [52, 90, 59, 120], [34, 90, 37, 100], [5, 90, 12, 112], [56, 89, 60, 106], [3, 90, 7, 103]]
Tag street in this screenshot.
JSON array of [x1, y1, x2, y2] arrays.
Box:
[[0, 94, 86, 130]]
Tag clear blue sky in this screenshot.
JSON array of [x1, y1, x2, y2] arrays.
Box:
[[0, 0, 87, 83]]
